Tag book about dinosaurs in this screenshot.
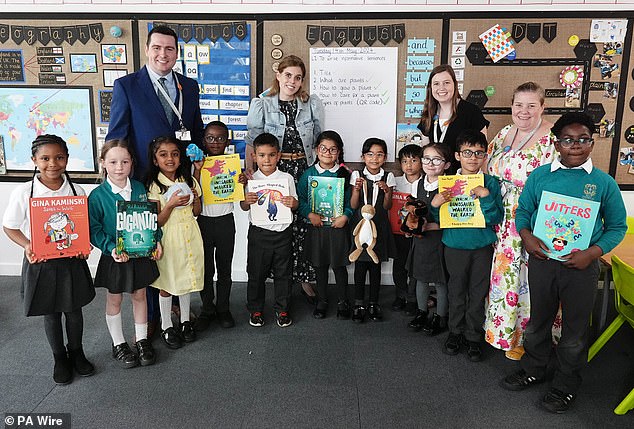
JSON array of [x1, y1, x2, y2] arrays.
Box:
[[29, 195, 91, 260], [308, 176, 344, 226], [200, 154, 244, 205], [248, 179, 292, 226], [532, 191, 600, 261], [438, 174, 485, 228], [115, 201, 160, 258], [389, 191, 410, 235]]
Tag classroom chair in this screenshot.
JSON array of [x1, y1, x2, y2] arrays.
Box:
[[626, 216, 634, 234], [588, 255, 634, 415]]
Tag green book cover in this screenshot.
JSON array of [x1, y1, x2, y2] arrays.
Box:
[[115, 201, 159, 258], [309, 176, 344, 226]]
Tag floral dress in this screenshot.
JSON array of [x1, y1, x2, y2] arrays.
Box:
[[484, 125, 559, 350], [278, 99, 315, 284]]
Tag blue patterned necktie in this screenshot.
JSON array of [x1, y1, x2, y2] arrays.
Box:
[[158, 77, 175, 123]]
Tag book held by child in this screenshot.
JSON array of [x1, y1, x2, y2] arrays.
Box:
[[199, 154, 245, 205], [438, 174, 485, 228], [248, 179, 293, 226], [115, 201, 160, 258], [308, 176, 344, 226]]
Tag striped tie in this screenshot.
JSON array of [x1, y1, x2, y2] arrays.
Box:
[[158, 77, 175, 123]]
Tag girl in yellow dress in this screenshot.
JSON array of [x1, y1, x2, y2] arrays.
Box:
[[146, 136, 204, 350]]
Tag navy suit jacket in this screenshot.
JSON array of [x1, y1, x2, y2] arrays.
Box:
[[106, 66, 204, 179]]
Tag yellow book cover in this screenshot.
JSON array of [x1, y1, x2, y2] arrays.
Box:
[[438, 174, 485, 228], [200, 154, 245, 205]]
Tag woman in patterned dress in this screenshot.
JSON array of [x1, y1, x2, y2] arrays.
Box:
[[246, 55, 325, 298], [484, 82, 558, 360]]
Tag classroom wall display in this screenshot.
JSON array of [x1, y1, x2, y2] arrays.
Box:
[[140, 21, 255, 161], [452, 18, 628, 176], [0, 19, 134, 179]]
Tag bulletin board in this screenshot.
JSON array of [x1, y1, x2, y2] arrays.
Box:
[[138, 20, 257, 160], [451, 18, 628, 178], [0, 19, 135, 179], [262, 19, 442, 163], [615, 29, 634, 185]]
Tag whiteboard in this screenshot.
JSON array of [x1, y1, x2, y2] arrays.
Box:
[[310, 47, 398, 162]]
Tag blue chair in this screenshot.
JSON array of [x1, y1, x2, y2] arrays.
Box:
[[588, 255, 634, 415]]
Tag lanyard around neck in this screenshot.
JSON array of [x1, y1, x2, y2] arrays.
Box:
[[156, 72, 185, 130], [433, 114, 449, 144], [504, 118, 542, 154]]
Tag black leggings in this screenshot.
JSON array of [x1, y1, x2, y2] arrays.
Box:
[[314, 266, 349, 303], [44, 309, 84, 355], [354, 261, 381, 305]]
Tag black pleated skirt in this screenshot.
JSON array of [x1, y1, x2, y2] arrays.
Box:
[[94, 254, 159, 294], [305, 224, 351, 268]]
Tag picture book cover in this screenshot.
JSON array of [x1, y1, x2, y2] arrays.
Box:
[[438, 174, 485, 228], [29, 195, 91, 260], [309, 176, 345, 226], [200, 154, 244, 205], [389, 191, 410, 235], [248, 179, 292, 226], [116, 201, 159, 258], [533, 191, 600, 261]]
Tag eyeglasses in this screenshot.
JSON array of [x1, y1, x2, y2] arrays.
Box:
[[318, 145, 339, 154], [422, 157, 446, 166], [558, 138, 594, 148], [364, 152, 385, 158], [460, 150, 486, 159], [204, 135, 227, 143]]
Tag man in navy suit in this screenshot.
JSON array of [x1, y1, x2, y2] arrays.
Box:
[[106, 25, 204, 179], [106, 25, 203, 342]]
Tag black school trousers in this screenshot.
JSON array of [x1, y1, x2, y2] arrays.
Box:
[[197, 213, 235, 315], [521, 257, 599, 394], [246, 225, 292, 313], [392, 234, 417, 302]]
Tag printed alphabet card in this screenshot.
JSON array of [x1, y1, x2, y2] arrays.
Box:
[[200, 154, 244, 205], [533, 191, 600, 261], [438, 174, 485, 228]]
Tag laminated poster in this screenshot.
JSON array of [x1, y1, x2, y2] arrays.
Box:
[[438, 174, 485, 228], [248, 179, 292, 226], [309, 176, 344, 226], [200, 154, 244, 205], [116, 201, 159, 258], [389, 191, 410, 235], [29, 196, 91, 260], [532, 191, 600, 261]]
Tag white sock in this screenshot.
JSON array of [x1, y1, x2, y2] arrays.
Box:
[[179, 294, 190, 323], [159, 295, 173, 331], [106, 313, 125, 346], [135, 323, 147, 341]]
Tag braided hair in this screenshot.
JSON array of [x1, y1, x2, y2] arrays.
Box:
[[30, 135, 75, 192]]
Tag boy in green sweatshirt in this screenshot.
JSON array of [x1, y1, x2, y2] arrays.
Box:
[[501, 112, 627, 414]]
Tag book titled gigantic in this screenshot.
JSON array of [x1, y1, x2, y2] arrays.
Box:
[[200, 154, 245, 205], [29, 195, 91, 260], [532, 191, 600, 261], [389, 191, 410, 235], [248, 179, 292, 226], [116, 201, 159, 258], [309, 176, 344, 226], [438, 174, 485, 228]]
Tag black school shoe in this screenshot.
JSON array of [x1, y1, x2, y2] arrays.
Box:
[[217, 312, 235, 328], [337, 300, 351, 320], [421, 313, 447, 336], [500, 369, 544, 391], [53, 352, 73, 385], [391, 297, 406, 311], [112, 343, 139, 368], [466, 340, 483, 362], [540, 388, 576, 414], [161, 327, 183, 349], [351, 305, 366, 323], [181, 321, 196, 343], [135, 339, 156, 366], [193, 312, 215, 332], [408, 309, 428, 332], [443, 333, 463, 356], [67, 345, 95, 376], [367, 303, 383, 321], [313, 300, 328, 319]]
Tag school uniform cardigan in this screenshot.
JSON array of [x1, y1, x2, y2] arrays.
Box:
[[430, 173, 503, 250], [298, 165, 354, 220]]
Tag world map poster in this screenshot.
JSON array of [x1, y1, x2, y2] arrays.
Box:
[[0, 86, 95, 172]]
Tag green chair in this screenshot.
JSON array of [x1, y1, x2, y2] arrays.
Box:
[[627, 216, 634, 234], [588, 255, 634, 415]]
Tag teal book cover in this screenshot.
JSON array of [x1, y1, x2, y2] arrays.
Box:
[[309, 176, 344, 226], [533, 191, 600, 261], [116, 201, 159, 258]]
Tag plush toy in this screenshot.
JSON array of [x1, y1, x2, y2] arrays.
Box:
[[400, 195, 428, 237], [349, 180, 379, 264], [186, 143, 205, 162]]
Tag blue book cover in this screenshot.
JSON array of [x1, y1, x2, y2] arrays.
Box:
[[532, 191, 600, 261]]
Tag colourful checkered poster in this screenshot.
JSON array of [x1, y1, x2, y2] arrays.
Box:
[[478, 24, 515, 63]]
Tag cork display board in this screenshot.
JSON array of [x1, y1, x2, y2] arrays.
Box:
[[451, 18, 628, 179], [0, 19, 135, 179], [615, 31, 634, 185]]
